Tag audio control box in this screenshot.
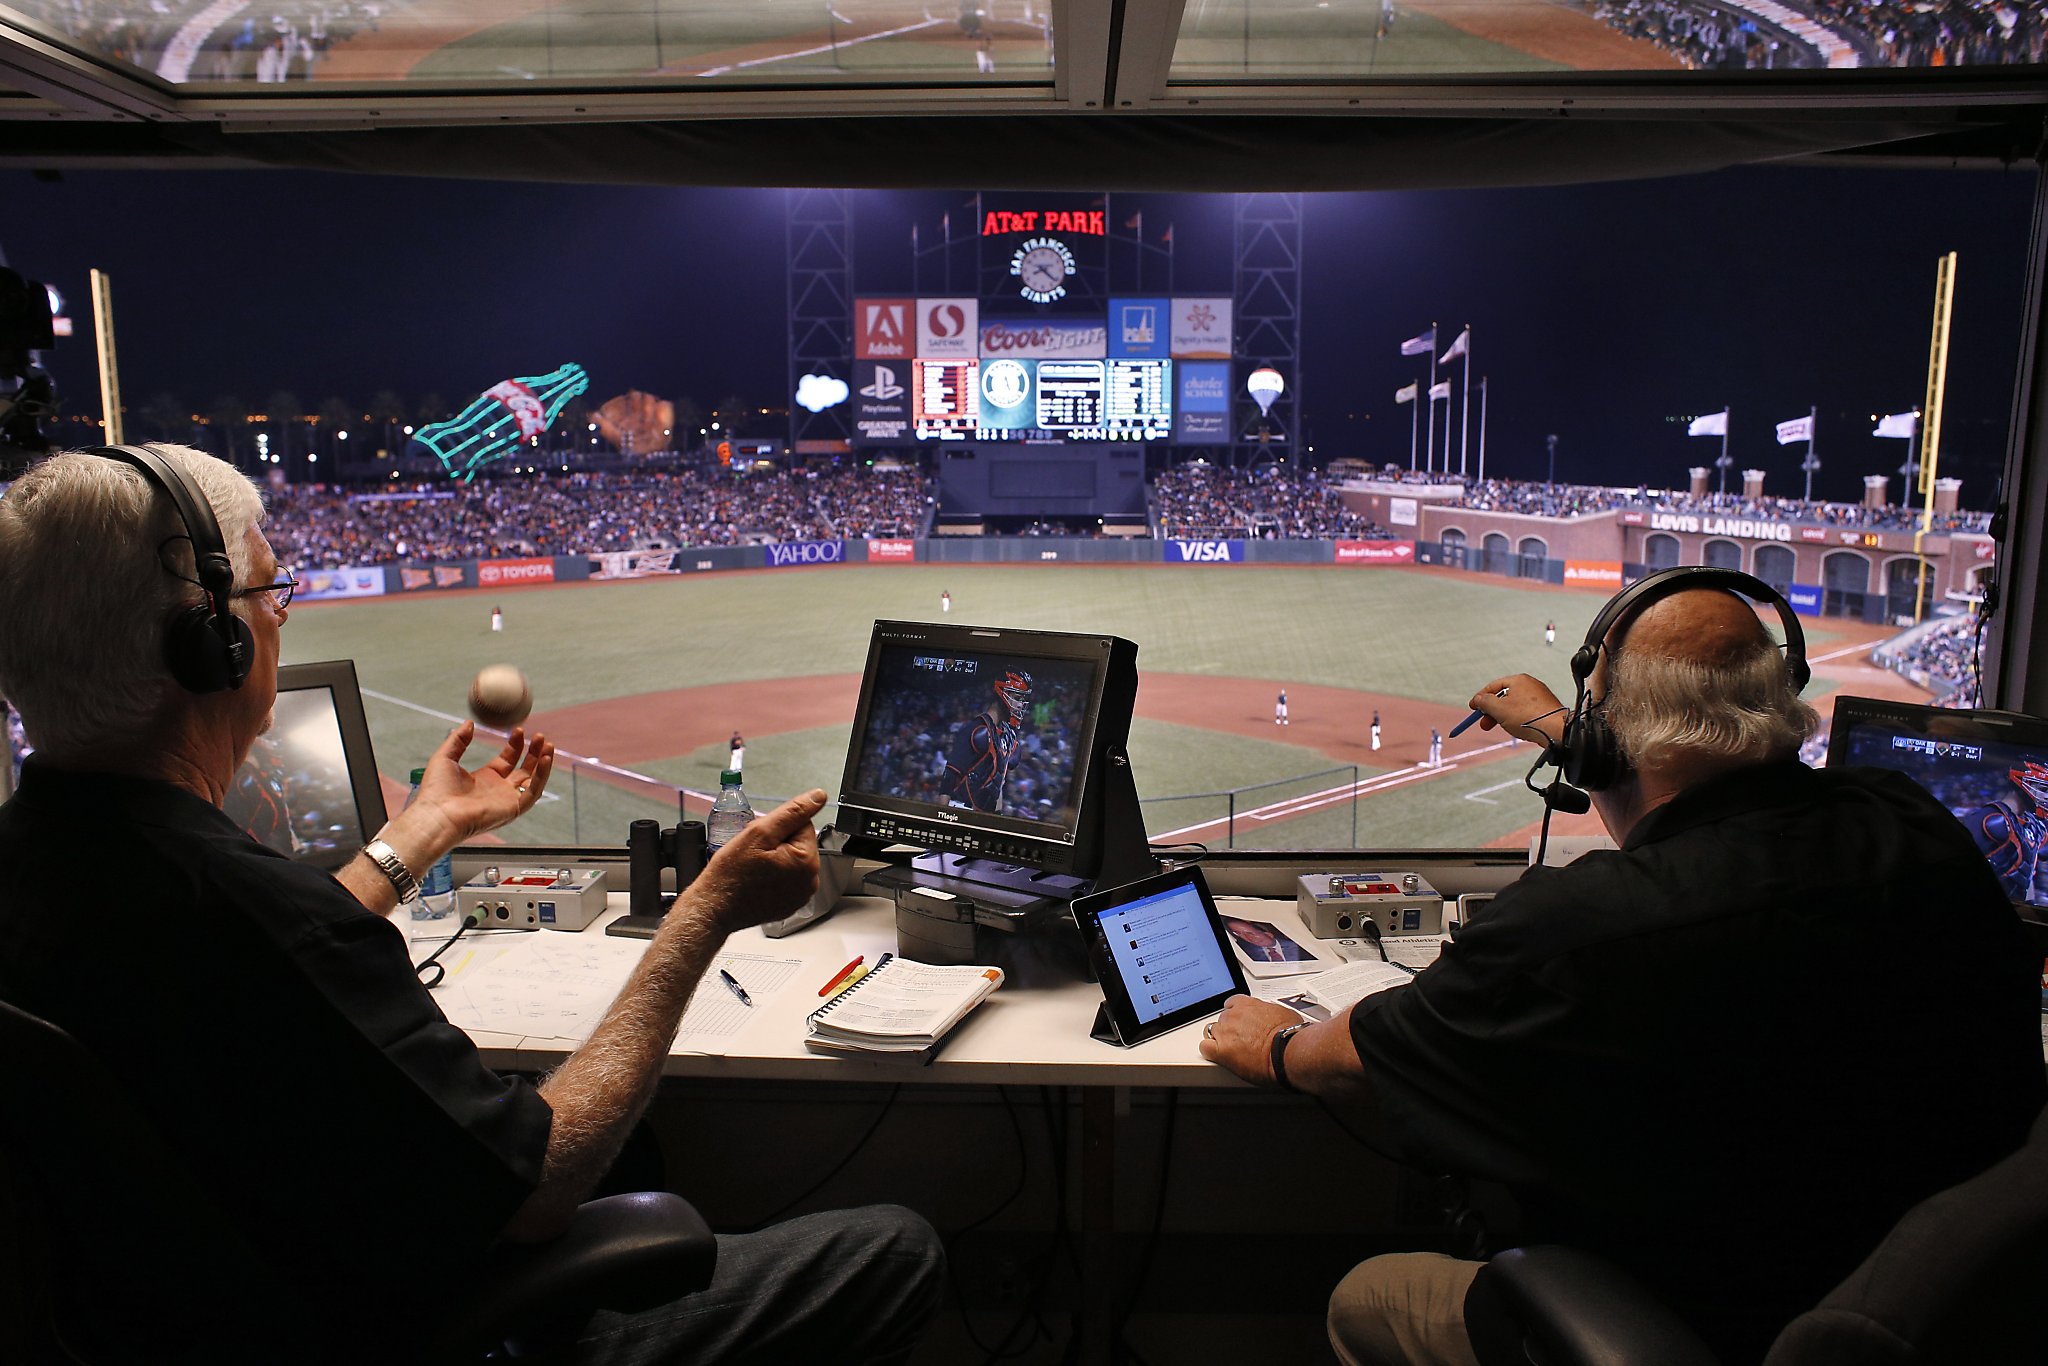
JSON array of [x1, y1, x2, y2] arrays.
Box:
[[458, 867, 608, 932], [1296, 872, 1443, 939]]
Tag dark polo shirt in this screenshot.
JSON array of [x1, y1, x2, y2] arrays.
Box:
[[0, 758, 552, 1359], [1350, 760, 2045, 1361]]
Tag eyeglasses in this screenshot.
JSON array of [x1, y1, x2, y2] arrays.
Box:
[[233, 567, 297, 610]]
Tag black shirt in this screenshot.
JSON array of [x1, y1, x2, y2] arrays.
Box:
[[0, 758, 553, 1357], [1349, 760, 2046, 1361]]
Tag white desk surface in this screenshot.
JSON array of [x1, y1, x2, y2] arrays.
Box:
[[408, 892, 1355, 1089]]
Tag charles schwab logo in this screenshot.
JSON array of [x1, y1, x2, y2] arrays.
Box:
[[1166, 539, 1241, 563], [766, 540, 846, 567]]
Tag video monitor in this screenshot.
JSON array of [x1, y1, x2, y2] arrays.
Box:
[[224, 659, 389, 872], [836, 620, 1138, 879], [1825, 696, 2048, 915]]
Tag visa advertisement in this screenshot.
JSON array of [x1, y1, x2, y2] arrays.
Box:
[[1174, 361, 1231, 444], [1164, 539, 1245, 563]]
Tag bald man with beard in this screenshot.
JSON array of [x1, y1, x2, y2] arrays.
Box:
[[1202, 584, 2045, 1366]]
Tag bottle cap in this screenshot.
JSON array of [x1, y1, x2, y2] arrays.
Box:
[[721, 769, 742, 784]]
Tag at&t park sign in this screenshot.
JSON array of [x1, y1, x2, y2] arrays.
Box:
[[1646, 511, 1792, 542]]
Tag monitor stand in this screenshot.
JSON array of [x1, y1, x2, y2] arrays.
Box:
[[862, 745, 1155, 974]]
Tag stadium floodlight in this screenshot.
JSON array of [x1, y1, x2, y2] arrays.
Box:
[[1246, 367, 1285, 416]]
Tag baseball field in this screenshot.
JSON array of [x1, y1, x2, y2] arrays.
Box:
[[278, 562, 1915, 854]]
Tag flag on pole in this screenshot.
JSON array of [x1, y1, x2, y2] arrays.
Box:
[[1688, 410, 1728, 437], [1395, 382, 1419, 404], [1775, 415, 1814, 445], [1440, 327, 1469, 363], [1400, 327, 1437, 357], [1873, 411, 1919, 438], [1429, 381, 1452, 401]]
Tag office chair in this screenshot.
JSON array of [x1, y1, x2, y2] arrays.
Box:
[[0, 997, 717, 1365], [1462, 1104, 2048, 1366]]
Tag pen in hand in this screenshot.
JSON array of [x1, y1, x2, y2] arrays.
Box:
[[718, 968, 753, 1007], [1448, 685, 1514, 739]]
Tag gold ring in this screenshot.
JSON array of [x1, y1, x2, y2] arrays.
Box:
[[1203, 1022, 1215, 1039]]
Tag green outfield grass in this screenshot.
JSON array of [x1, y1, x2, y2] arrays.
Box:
[[283, 563, 1851, 850]]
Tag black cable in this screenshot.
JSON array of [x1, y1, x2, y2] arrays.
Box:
[[414, 909, 487, 988], [734, 1084, 901, 1233], [1116, 1089, 1179, 1353], [976, 1087, 1074, 1365], [944, 1089, 1037, 1358]]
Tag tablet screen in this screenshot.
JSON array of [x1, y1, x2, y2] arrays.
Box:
[[1074, 865, 1248, 1045]]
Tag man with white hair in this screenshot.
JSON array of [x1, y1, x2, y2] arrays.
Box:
[[1202, 575, 2044, 1365], [0, 445, 942, 1364]]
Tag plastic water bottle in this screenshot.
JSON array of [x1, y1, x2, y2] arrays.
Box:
[[407, 767, 457, 920], [705, 769, 756, 855]]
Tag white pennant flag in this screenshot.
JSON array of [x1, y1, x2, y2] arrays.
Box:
[[1775, 415, 1814, 445], [1400, 327, 1436, 356], [1429, 380, 1452, 401], [1688, 410, 1728, 437], [1395, 382, 1419, 404], [1440, 327, 1469, 363], [1873, 411, 1919, 439]]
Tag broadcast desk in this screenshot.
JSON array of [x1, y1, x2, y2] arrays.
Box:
[[415, 891, 1266, 1088]]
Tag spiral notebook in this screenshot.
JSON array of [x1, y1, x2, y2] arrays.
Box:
[[805, 956, 1005, 1055]]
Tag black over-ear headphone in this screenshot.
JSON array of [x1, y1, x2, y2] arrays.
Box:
[[1550, 565, 1809, 803], [85, 444, 253, 693]]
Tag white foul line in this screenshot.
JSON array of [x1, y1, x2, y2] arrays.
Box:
[[1153, 737, 1522, 843], [1462, 777, 1526, 805], [696, 17, 948, 76], [1810, 640, 1878, 664], [359, 686, 707, 803]]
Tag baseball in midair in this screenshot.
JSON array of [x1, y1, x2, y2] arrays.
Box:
[[468, 664, 534, 730]]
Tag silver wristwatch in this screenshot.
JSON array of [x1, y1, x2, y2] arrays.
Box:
[[362, 839, 421, 904]]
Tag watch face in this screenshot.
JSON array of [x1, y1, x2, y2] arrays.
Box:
[[1009, 236, 1076, 304], [981, 359, 1031, 409]]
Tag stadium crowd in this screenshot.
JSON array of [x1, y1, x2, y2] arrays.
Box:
[[1152, 464, 1394, 540], [1812, 0, 2048, 65], [1585, 0, 1813, 70], [264, 467, 932, 565], [1873, 611, 1984, 705], [38, 1, 384, 82], [1375, 471, 1991, 533]]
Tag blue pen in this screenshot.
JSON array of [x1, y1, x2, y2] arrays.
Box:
[[1448, 686, 1513, 739], [717, 968, 753, 1007]]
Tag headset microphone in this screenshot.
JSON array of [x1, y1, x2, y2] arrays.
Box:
[[1541, 778, 1592, 815]]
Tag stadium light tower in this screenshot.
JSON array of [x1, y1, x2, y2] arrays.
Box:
[[1545, 433, 1558, 488]]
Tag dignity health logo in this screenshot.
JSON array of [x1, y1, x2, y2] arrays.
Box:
[[766, 541, 846, 567]]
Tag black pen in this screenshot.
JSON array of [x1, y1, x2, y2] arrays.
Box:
[[717, 968, 753, 1007]]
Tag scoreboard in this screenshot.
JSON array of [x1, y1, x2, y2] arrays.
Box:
[[857, 292, 1226, 446]]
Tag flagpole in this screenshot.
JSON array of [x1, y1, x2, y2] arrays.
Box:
[[1426, 321, 1437, 474], [1477, 376, 1488, 483], [1718, 405, 1730, 496], [1458, 326, 1472, 477], [1409, 389, 1419, 471], [1801, 404, 1818, 502]]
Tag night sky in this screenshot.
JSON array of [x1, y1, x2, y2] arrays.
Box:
[[3, 160, 2034, 507]]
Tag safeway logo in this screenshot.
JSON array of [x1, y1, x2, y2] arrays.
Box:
[[1165, 539, 1241, 563], [1334, 540, 1415, 564], [861, 366, 904, 401], [927, 303, 967, 338], [766, 541, 846, 567]]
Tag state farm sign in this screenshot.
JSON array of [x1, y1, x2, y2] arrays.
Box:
[[1334, 540, 1415, 564]]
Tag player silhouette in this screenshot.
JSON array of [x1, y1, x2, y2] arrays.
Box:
[[943, 669, 1033, 813]]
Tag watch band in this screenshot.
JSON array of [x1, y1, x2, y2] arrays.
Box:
[[1270, 1022, 1308, 1093], [362, 839, 421, 904]]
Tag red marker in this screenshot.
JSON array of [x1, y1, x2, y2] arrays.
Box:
[[818, 956, 863, 996]]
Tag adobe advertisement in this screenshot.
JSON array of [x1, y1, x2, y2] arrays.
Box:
[[854, 298, 915, 359]]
